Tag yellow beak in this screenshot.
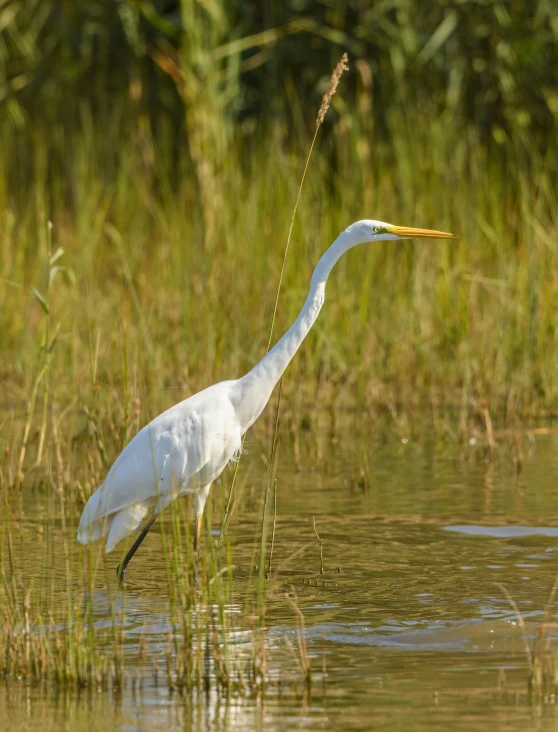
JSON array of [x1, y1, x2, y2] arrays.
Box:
[[390, 226, 458, 239]]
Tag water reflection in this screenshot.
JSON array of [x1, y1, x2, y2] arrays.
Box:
[[5, 434, 558, 729]]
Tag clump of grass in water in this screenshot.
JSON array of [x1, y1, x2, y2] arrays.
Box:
[[497, 578, 558, 699], [0, 485, 295, 693], [1, 450, 318, 694], [0, 485, 126, 687]]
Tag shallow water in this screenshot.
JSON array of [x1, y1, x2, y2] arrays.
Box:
[[4, 431, 558, 730]]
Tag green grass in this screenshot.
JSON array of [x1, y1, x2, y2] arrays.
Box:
[[1, 109, 557, 487], [0, 474, 313, 692], [0, 86, 557, 691]]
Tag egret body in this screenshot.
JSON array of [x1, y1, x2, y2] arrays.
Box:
[[77, 220, 456, 576]]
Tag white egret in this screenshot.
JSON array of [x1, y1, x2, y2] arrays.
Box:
[[77, 220, 456, 577]]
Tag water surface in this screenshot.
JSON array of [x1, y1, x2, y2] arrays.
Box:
[[4, 432, 558, 730]]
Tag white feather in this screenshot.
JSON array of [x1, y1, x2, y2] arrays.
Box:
[[77, 220, 455, 557]]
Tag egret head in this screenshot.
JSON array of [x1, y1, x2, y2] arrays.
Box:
[[347, 219, 457, 243]]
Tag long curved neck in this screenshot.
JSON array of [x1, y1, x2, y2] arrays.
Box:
[[234, 227, 365, 432]]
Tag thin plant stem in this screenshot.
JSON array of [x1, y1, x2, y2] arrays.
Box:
[[533, 570, 558, 660], [312, 515, 326, 575], [259, 53, 349, 579], [220, 457, 240, 544], [268, 478, 277, 574], [221, 54, 348, 553], [258, 382, 282, 588], [36, 221, 54, 466], [266, 52, 349, 353], [495, 582, 532, 670], [265, 126, 320, 354]]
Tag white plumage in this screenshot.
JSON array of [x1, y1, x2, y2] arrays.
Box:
[[77, 220, 456, 571], [78, 381, 242, 551]]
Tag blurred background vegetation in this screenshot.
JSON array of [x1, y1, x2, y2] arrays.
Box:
[[1, 1, 558, 482], [2, 0, 558, 198], [3, 1, 558, 144]]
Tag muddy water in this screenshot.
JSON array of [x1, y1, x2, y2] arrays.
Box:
[[4, 432, 558, 730]]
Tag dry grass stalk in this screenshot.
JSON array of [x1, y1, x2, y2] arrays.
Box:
[[312, 515, 326, 575], [480, 400, 496, 455], [255, 52, 349, 598], [285, 594, 311, 684], [266, 51, 349, 353], [316, 52, 349, 128], [268, 478, 278, 574]]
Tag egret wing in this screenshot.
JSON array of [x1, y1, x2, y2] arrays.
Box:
[[77, 382, 240, 548]]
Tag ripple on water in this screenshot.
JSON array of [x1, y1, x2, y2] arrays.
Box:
[[444, 524, 558, 538], [8, 434, 558, 730]]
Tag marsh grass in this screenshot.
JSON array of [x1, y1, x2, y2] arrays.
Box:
[[527, 575, 558, 699], [0, 487, 126, 687], [497, 577, 558, 700], [1, 37, 558, 701], [0, 477, 313, 693], [2, 112, 557, 494], [0, 55, 354, 693]]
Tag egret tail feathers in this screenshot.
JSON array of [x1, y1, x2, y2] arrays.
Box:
[[77, 486, 151, 553], [77, 489, 113, 544], [105, 503, 150, 553]]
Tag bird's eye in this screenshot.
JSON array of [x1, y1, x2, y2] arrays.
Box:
[[374, 226, 381, 233]]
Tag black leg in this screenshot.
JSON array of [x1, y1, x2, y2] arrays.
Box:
[[116, 513, 158, 582]]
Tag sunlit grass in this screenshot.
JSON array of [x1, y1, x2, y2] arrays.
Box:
[[0, 477, 314, 692], [0, 87, 557, 694], [1, 112, 557, 490]]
